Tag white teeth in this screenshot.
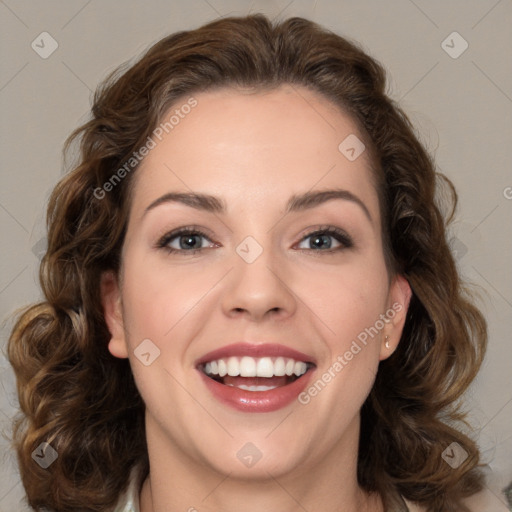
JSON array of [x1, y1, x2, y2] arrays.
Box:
[[294, 361, 307, 376], [256, 357, 274, 378], [227, 356, 240, 377], [203, 356, 309, 378], [218, 359, 227, 377], [227, 384, 279, 391], [240, 356, 256, 377], [285, 359, 295, 376], [274, 357, 286, 376]]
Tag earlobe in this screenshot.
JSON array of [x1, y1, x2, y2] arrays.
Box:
[[100, 270, 129, 359], [379, 274, 412, 361]]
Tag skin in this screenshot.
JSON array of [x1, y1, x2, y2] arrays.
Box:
[[101, 84, 411, 512]]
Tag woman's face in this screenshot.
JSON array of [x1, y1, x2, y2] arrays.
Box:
[[102, 84, 410, 480]]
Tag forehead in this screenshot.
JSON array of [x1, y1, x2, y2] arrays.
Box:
[[129, 84, 379, 220]]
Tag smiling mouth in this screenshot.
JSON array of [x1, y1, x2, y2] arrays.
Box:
[[199, 356, 315, 391]]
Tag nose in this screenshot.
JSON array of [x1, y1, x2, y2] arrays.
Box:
[[221, 244, 297, 323]]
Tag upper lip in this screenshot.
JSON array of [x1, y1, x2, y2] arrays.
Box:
[[196, 342, 317, 366]]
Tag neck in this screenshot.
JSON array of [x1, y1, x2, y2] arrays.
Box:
[[139, 413, 383, 512]]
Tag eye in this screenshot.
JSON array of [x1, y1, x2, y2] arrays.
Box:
[[156, 225, 353, 255], [296, 226, 353, 252], [156, 226, 217, 254]]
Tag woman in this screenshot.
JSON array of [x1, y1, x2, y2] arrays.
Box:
[[8, 14, 487, 512]]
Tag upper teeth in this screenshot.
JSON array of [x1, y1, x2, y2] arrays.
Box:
[[203, 356, 308, 378]]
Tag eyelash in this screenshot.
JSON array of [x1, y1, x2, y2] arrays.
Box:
[[156, 225, 354, 255]]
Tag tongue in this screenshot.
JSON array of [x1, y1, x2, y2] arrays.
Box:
[[223, 376, 289, 387]]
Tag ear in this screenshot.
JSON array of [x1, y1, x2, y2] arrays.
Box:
[[379, 274, 412, 361], [100, 270, 129, 359]]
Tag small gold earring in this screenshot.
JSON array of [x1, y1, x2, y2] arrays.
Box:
[[385, 335, 390, 349]]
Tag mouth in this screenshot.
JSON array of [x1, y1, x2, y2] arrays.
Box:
[[195, 343, 316, 412]]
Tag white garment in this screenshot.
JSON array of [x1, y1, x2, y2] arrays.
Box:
[[113, 466, 141, 512]]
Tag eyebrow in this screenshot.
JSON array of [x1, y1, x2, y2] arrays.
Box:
[[143, 188, 372, 221]]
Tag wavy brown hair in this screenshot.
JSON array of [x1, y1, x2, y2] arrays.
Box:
[[7, 14, 487, 512]]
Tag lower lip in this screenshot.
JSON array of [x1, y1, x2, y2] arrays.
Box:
[[198, 369, 315, 413]]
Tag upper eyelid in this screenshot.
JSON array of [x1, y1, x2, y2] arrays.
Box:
[[156, 225, 214, 242]]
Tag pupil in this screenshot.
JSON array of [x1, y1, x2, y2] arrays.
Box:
[[312, 234, 331, 249]]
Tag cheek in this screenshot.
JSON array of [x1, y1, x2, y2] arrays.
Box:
[[298, 260, 390, 347], [121, 252, 209, 341]]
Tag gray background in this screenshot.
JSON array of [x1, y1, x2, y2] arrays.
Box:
[[1, 1, 511, 510]]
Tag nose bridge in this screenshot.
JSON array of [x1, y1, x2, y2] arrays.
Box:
[[221, 232, 297, 321]]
